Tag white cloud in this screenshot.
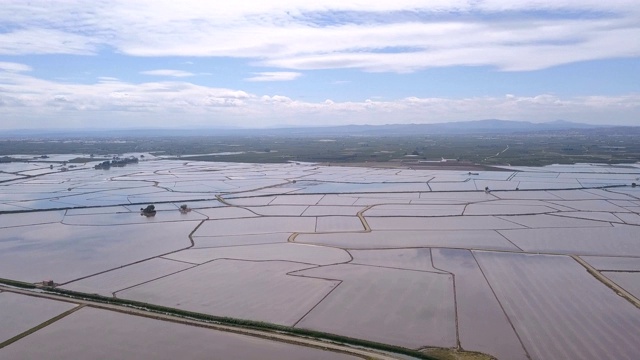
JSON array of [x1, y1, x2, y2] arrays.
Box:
[[0, 62, 32, 72], [0, 1, 638, 72], [140, 69, 196, 77], [0, 28, 98, 55], [262, 95, 294, 103], [0, 70, 637, 129], [245, 72, 302, 82]]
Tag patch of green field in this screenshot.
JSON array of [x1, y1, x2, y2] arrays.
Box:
[[1, 128, 638, 167]]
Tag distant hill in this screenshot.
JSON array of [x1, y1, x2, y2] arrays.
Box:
[[0, 119, 625, 138], [327, 119, 603, 136]]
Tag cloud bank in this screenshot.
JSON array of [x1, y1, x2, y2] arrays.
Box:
[[0, 2, 638, 128], [1, 64, 637, 129], [1, 1, 639, 72]]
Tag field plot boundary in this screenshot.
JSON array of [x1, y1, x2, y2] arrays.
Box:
[[0, 283, 438, 360]]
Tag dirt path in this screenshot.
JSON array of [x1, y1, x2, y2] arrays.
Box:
[[0, 285, 410, 360]]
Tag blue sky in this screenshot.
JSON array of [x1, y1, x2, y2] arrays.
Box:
[[0, 1, 639, 129]]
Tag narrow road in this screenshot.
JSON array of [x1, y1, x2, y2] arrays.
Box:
[[0, 285, 412, 360]]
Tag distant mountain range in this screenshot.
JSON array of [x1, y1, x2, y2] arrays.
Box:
[[1, 119, 633, 138]]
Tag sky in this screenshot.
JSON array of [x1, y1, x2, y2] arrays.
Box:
[[0, 0, 639, 130]]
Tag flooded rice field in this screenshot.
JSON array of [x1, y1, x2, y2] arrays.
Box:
[[1, 158, 640, 359]]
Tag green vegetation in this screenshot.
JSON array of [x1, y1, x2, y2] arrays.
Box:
[[0, 278, 37, 289], [1, 128, 638, 167]]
